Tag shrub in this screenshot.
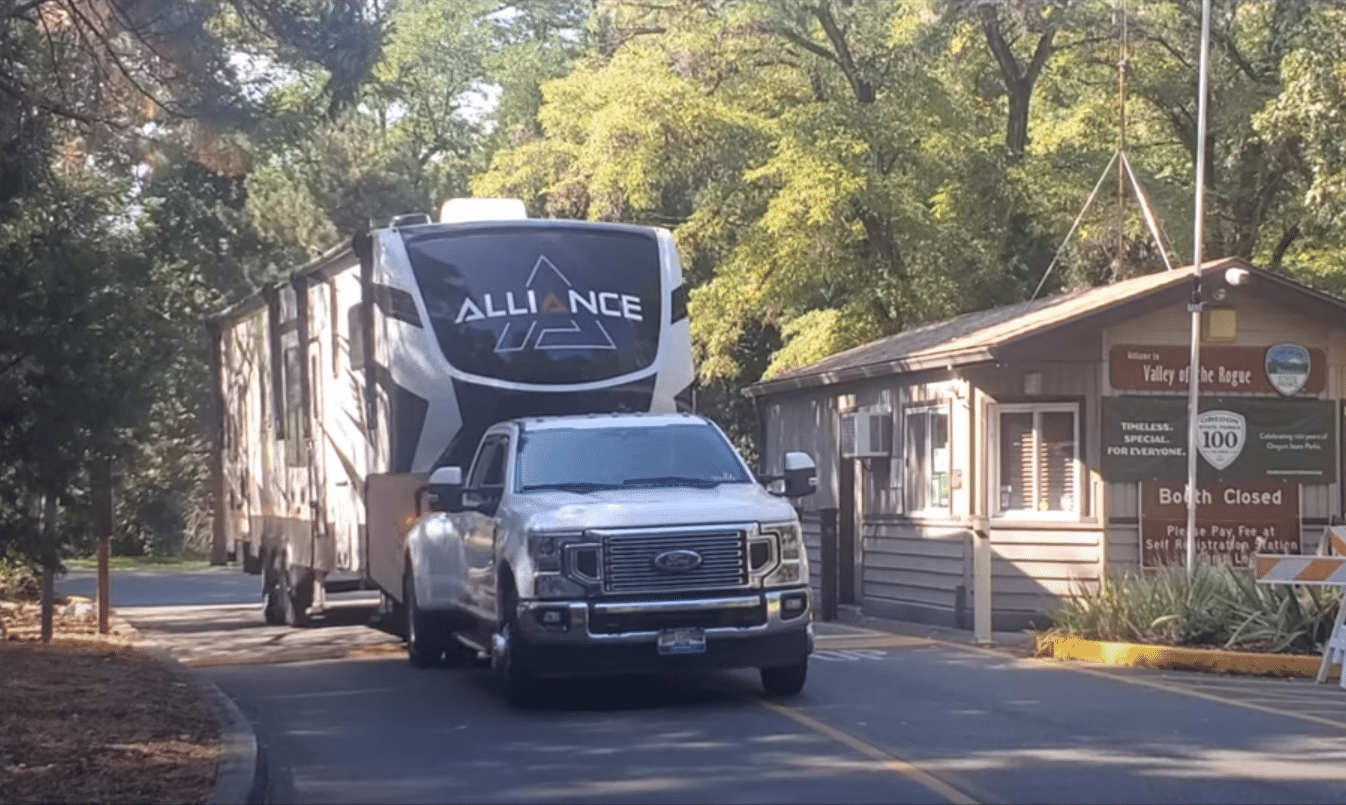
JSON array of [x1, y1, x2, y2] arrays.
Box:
[[1048, 563, 1341, 654], [1220, 568, 1340, 654]]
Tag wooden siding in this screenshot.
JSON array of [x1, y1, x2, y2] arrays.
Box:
[[801, 510, 823, 605], [1105, 299, 1332, 363], [762, 394, 841, 510], [859, 516, 968, 628], [988, 526, 1100, 629]]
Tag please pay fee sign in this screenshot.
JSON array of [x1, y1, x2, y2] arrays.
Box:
[[1139, 481, 1300, 568]]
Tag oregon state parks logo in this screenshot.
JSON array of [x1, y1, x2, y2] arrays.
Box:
[[1265, 343, 1311, 396], [1195, 409, 1246, 470]]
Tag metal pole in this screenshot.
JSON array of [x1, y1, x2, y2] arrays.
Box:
[[1185, 0, 1213, 575]]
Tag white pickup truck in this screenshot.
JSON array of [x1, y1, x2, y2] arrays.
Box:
[[399, 411, 817, 706]]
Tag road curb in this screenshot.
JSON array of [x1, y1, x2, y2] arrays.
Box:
[[111, 611, 263, 805], [201, 673, 264, 805], [1035, 634, 1338, 678]]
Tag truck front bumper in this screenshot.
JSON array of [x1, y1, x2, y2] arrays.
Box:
[[511, 588, 813, 677]]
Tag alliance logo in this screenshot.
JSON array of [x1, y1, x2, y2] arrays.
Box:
[[1195, 409, 1246, 471], [453, 255, 644, 354], [1265, 343, 1310, 397]]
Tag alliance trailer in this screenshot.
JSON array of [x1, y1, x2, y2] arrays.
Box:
[[209, 200, 695, 624]]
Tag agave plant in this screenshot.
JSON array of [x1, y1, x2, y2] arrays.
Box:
[[1220, 567, 1341, 654], [1047, 563, 1338, 653]]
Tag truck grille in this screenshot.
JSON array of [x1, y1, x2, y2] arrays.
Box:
[[601, 529, 747, 593]]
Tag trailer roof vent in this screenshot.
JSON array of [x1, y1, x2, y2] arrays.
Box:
[[389, 212, 432, 228], [439, 197, 527, 223]]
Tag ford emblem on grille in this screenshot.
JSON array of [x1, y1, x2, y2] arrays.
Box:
[[651, 549, 703, 574]]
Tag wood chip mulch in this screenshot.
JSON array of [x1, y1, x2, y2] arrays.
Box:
[[0, 601, 221, 805]]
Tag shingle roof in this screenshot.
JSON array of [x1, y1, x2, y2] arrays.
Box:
[[745, 257, 1269, 397]]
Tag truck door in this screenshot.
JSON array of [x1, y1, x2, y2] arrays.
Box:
[[460, 433, 508, 621]]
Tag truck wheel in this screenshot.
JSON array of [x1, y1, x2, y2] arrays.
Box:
[[760, 659, 808, 697], [404, 568, 444, 668], [262, 552, 285, 626], [499, 585, 541, 708]]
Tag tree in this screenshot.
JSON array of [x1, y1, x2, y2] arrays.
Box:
[[0, 0, 382, 637]]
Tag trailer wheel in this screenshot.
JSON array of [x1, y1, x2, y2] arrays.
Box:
[[279, 566, 311, 627], [760, 659, 808, 697], [404, 567, 445, 668], [262, 552, 285, 626]]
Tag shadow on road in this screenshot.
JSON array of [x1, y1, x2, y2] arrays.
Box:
[[119, 600, 402, 667], [450, 663, 760, 713]]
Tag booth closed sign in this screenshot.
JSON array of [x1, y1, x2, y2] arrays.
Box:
[[1139, 481, 1300, 568]]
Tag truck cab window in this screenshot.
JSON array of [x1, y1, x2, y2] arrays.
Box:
[[468, 436, 507, 489]]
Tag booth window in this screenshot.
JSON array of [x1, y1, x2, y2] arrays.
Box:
[[995, 403, 1079, 518], [905, 404, 950, 514]]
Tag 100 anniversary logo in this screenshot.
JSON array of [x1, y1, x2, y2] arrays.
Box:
[[1194, 409, 1246, 470]]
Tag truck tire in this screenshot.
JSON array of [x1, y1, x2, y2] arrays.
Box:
[[499, 583, 541, 708], [760, 659, 808, 697], [404, 568, 445, 668]]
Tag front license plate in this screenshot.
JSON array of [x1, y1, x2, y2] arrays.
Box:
[[657, 628, 707, 655]]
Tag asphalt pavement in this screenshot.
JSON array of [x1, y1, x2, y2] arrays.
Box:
[[59, 568, 1346, 805]]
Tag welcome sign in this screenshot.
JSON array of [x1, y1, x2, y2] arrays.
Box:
[[1109, 344, 1327, 396], [1102, 396, 1336, 482]]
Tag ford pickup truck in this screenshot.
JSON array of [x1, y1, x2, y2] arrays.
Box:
[[399, 411, 817, 706]]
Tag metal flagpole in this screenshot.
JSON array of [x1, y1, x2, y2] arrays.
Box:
[[1185, 0, 1213, 575]]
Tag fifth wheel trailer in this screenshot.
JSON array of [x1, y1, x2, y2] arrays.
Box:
[[208, 200, 695, 624]]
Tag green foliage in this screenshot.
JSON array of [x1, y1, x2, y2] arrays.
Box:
[[1049, 564, 1341, 655], [1220, 567, 1341, 654], [8, 0, 1346, 570]]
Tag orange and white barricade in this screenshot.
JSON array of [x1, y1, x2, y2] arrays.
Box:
[[1254, 525, 1346, 688]]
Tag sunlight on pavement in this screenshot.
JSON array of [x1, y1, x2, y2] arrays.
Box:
[[922, 735, 1346, 783]]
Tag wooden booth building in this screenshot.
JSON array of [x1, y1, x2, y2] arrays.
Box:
[[747, 258, 1346, 632]]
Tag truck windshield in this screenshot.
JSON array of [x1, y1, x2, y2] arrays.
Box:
[[403, 224, 662, 385], [517, 424, 752, 492]]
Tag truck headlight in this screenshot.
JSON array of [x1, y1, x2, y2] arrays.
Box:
[[761, 522, 806, 588], [527, 531, 584, 572], [534, 574, 585, 599]]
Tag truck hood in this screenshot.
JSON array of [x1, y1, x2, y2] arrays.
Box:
[[514, 483, 800, 532]]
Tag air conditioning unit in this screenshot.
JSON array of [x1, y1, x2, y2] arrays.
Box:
[[840, 409, 892, 458]]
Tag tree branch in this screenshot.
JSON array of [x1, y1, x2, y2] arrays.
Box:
[[61, 0, 191, 120], [810, 1, 873, 103], [772, 26, 840, 67], [0, 72, 117, 127]]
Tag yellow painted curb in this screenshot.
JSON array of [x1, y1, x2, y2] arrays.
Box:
[[1037, 634, 1339, 679]]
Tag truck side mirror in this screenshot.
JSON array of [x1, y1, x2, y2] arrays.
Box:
[[427, 466, 463, 512], [782, 452, 817, 499]]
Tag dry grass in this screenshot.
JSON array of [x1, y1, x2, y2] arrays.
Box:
[[0, 600, 221, 805]]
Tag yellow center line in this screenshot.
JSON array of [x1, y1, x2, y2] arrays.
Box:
[[754, 698, 982, 805]]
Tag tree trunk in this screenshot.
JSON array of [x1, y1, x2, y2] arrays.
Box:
[[40, 565, 54, 642], [39, 493, 57, 643]]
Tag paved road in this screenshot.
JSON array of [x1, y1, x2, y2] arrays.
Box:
[[67, 569, 1346, 804]]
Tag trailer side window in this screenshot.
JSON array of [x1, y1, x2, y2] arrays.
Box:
[[283, 344, 307, 466], [348, 303, 365, 370]]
